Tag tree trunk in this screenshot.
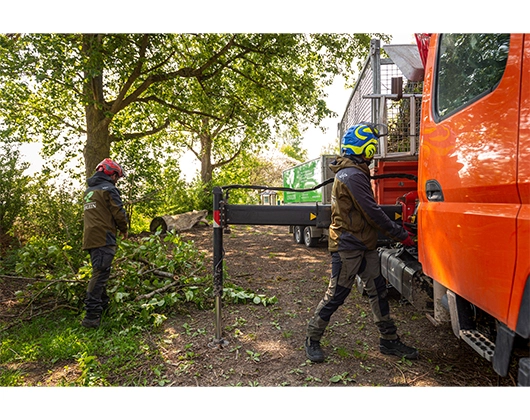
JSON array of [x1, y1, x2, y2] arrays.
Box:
[[200, 132, 213, 185], [149, 210, 209, 234], [82, 34, 113, 178], [83, 107, 111, 178]]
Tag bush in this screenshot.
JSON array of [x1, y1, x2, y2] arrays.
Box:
[[8, 230, 211, 329]]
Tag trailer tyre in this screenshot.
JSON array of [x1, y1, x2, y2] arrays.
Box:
[[293, 226, 304, 244], [304, 226, 318, 247]]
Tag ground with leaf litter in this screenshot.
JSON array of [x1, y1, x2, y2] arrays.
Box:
[[1, 224, 521, 387], [165, 224, 519, 387]]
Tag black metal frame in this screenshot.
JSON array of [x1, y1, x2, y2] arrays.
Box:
[[210, 186, 332, 347], [210, 184, 406, 347]]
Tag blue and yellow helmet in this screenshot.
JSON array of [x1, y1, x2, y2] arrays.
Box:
[[341, 124, 380, 159]]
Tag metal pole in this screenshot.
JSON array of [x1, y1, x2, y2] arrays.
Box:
[[379, 96, 388, 158], [371, 39, 381, 125], [410, 95, 417, 155], [210, 186, 228, 347]]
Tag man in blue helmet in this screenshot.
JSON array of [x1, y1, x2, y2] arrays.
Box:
[[304, 123, 418, 362]]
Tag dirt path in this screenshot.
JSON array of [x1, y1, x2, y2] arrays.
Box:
[[169, 224, 518, 387]]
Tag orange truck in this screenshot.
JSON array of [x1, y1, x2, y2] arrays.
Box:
[[378, 33, 529, 385]]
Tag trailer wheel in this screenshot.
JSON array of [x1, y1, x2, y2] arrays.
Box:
[[303, 226, 318, 247], [293, 226, 304, 244]]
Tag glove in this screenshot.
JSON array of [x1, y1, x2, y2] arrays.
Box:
[[401, 232, 415, 247]]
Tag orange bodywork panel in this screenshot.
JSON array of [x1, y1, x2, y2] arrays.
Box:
[[418, 34, 528, 330], [508, 35, 530, 331]]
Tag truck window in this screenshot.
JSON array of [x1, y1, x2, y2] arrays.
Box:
[[435, 33, 510, 119]]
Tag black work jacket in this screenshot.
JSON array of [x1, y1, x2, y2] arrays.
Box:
[[328, 156, 408, 252], [82, 172, 128, 250]]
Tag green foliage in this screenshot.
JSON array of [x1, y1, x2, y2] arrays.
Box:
[[107, 231, 210, 326], [111, 136, 215, 229], [7, 212, 278, 334], [279, 137, 308, 163], [15, 238, 81, 278], [0, 225, 279, 386], [0, 33, 387, 227], [76, 351, 110, 386], [5, 175, 86, 275], [0, 33, 382, 185], [329, 372, 356, 385], [161, 178, 213, 216], [129, 213, 153, 235], [213, 147, 297, 205], [1, 178, 86, 311], [12, 239, 88, 309], [213, 149, 263, 204], [222, 283, 278, 306], [0, 311, 161, 386], [0, 32, 385, 387], [0, 368, 25, 386], [112, 135, 189, 227], [280, 143, 307, 163], [245, 350, 262, 362], [7, 230, 208, 330], [24, 176, 82, 241], [0, 143, 30, 237]]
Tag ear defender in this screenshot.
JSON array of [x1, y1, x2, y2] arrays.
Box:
[[363, 141, 378, 159]]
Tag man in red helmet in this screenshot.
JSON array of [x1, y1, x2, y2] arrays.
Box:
[[81, 158, 128, 328]]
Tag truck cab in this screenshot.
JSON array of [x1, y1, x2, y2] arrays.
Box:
[[418, 33, 530, 382]]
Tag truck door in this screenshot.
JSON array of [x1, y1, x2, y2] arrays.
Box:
[[418, 34, 524, 326], [507, 34, 530, 331]]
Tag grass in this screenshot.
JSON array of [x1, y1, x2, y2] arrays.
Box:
[[0, 309, 161, 386]]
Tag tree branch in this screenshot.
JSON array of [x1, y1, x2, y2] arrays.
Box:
[[0, 274, 83, 283], [134, 95, 224, 122], [212, 142, 244, 169], [111, 34, 150, 115], [112, 35, 241, 113], [24, 102, 86, 135], [134, 267, 201, 301], [109, 118, 171, 143]]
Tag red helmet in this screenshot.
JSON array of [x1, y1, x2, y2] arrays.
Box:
[[96, 158, 124, 178]]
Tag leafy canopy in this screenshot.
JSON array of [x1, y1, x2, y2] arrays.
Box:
[[0, 33, 389, 179]]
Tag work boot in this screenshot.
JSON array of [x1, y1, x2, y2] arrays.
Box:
[[81, 317, 101, 328], [380, 337, 419, 359], [304, 337, 325, 363]]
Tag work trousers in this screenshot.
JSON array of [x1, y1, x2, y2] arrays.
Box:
[[84, 245, 116, 320], [307, 249, 398, 341]]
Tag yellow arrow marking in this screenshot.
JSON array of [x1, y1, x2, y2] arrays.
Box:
[[310, 213, 316, 220], [395, 213, 402, 220]]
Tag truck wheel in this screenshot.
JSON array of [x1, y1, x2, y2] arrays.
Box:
[[293, 226, 304, 244], [303, 226, 318, 247]]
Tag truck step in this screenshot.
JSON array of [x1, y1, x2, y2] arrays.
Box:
[[459, 329, 495, 361], [518, 357, 530, 387]]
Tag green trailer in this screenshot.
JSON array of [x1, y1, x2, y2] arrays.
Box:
[[282, 155, 336, 246]]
